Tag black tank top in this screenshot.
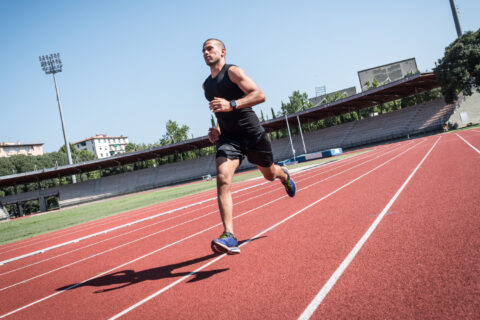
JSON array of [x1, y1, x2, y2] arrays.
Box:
[[203, 64, 263, 140]]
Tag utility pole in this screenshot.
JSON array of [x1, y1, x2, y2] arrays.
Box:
[[449, 0, 462, 37], [39, 53, 76, 183]]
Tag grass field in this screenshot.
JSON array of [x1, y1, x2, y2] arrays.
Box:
[[0, 150, 370, 246]]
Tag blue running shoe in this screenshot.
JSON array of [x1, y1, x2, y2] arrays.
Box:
[[211, 231, 240, 255], [281, 166, 296, 197]]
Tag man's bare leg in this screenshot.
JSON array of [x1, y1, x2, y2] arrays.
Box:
[[257, 163, 288, 182], [215, 157, 240, 234], [258, 163, 296, 197]]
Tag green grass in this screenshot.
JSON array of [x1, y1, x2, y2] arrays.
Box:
[[0, 150, 369, 246]]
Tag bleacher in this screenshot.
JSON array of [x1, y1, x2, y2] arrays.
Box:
[[299, 98, 453, 150], [406, 98, 455, 134], [242, 98, 453, 165], [59, 154, 216, 207]]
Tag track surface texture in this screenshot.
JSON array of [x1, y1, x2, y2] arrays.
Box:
[[0, 130, 479, 319]]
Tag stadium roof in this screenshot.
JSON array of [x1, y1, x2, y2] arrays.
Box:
[[0, 137, 212, 188], [262, 72, 439, 130], [0, 72, 439, 188]]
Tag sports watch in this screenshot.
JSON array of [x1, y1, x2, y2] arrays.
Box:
[[230, 100, 237, 110]]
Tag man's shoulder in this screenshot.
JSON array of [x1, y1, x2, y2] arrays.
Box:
[[226, 65, 246, 82], [226, 64, 239, 72]]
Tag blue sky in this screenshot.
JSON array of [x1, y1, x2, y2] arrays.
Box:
[[1, 0, 479, 152]]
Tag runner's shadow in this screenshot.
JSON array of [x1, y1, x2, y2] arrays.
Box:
[[57, 236, 266, 294]]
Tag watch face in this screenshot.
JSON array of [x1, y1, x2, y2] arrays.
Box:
[[230, 100, 237, 108]]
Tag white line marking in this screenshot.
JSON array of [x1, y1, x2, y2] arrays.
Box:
[[0, 146, 383, 283], [0, 141, 417, 318], [0, 181, 271, 266], [0, 183, 288, 290], [0, 146, 382, 266], [0, 194, 285, 319], [108, 140, 425, 319], [0, 190, 218, 253], [297, 137, 441, 320], [455, 133, 480, 155], [0, 147, 381, 282], [0, 147, 379, 254]]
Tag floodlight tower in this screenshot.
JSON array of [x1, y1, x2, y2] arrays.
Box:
[[39, 53, 76, 183], [449, 0, 462, 37]]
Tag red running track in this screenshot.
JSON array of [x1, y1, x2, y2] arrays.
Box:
[[0, 130, 478, 319]]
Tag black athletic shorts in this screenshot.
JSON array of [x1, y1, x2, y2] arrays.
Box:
[[216, 132, 274, 168]]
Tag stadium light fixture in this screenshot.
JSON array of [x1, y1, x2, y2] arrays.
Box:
[[39, 52, 76, 183], [39, 53, 63, 74]]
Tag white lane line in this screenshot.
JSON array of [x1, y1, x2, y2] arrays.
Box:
[[0, 146, 382, 267], [297, 136, 441, 320], [0, 174, 293, 277], [0, 141, 416, 318], [455, 133, 480, 155], [108, 140, 425, 319], [0, 189, 217, 253], [0, 193, 286, 319], [0, 146, 381, 255], [0, 141, 406, 285], [0, 142, 396, 275], [0, 181, 271, 266], [0, 147, 380, 281], [0, 145, 383, 281], [0, 182, 291, 290]]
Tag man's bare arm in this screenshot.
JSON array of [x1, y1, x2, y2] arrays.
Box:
[[228, 66, 265, 109]]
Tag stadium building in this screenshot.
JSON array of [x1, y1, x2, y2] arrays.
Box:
[[74, 134, 129, 159], [0, 142, 44, 158]]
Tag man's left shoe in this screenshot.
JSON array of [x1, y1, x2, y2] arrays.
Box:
[[281, 166, 296, 197], [211, 231, 240, 255]]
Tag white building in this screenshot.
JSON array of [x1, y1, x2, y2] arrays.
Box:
[[0, 142, 44, 158], [74, 134, 129, 159]]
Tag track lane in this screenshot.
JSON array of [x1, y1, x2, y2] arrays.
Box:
[[0, 143, 388, 286], [0, 144, 398, 277], [0, 145, 384, 255], [0, 187, 219, 253], [0, 142, 414, 318], [107, 138, 433, 319], [0, 145, 386, 269], [305, 132, 480, 319]]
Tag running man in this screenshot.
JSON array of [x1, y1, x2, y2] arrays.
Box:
[[202, 38, 296, 255]]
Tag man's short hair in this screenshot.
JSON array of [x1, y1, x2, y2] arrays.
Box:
[[203, 38, 225, 50]]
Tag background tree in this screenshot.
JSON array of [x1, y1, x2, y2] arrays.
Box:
[[259, 109, 266, 122], [160, 120, 190, 145], [280, 91, 313, 115], [59, 143, 97, 163], [159, 120, 190, 162], [322, 91, 347, 105], [270, 107, 276, 120], [434, 28, 480, 103]]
